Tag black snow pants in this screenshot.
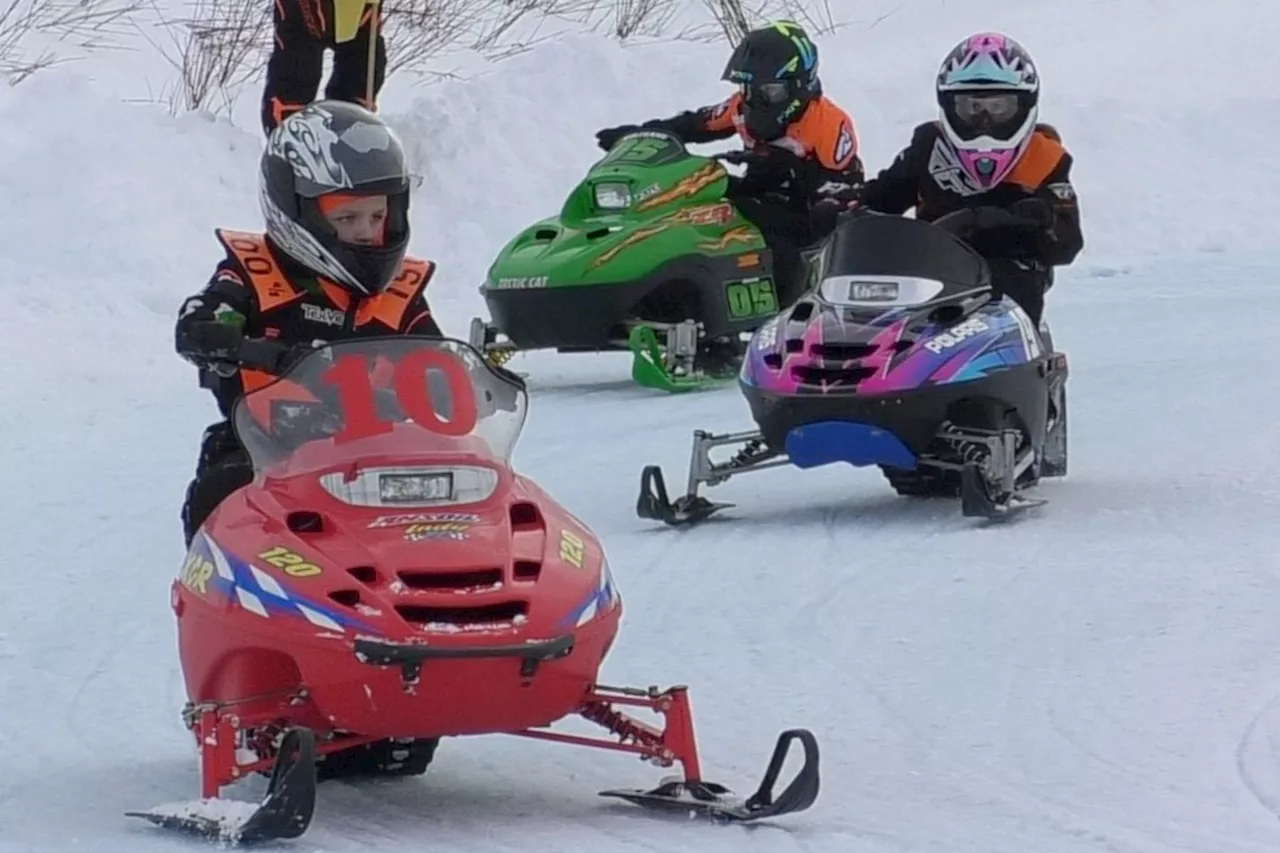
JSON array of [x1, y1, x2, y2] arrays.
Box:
[[731, 196, 819, 309], [261, 0, 388, 136], [987, 258, 1052, 327], [181, 421, 254, 547]]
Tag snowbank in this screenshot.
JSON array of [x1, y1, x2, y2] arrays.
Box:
[[1, 0, 1274, 346]]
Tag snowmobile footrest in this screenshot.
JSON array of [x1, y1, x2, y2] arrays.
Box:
[[599, 728, 820, 823], [127, 726, 317, 845]]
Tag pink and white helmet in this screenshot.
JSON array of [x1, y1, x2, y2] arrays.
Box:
[[936, 32, 1040, 189]]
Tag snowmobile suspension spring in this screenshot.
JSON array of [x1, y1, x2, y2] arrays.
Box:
[[730, 437, 770, 468], [941, 429, 989, 468], [956, 443, 987, 467], [580, 700, 663, 749], [486, 349, 515, 368]]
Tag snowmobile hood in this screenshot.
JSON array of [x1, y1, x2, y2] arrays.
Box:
[[187, 472, 620, 645], [483, 131, 759, 290], [740, 294, 1043, 396], [740, 214, 1047, 397]]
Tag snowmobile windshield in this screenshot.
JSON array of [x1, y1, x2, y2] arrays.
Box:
[[231, 337, 529, 475], [814, 214, 989, 308]]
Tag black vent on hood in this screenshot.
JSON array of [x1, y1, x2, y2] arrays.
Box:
[[790, 365, 877, 388], [397, 568, 503, 590], [395, 601, 528, 625], [809, 342, 878, 360]]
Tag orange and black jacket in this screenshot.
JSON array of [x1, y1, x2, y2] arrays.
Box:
[[632, 93, 864, 212], [857, 121, 1083, 267], [176, 229, 441, 417]]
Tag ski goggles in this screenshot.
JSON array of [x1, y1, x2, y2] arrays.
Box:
[[741, 81, 794, 106], [949, 92, 1020, 127]]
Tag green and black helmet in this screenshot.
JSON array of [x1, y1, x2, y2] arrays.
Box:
[[721, 20, 821, 141]]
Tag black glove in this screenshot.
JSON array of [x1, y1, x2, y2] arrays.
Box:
[[750, 144, 804, 178], [182, 320, 243, 363], [809, 197, 847, 238], [258, 340, 319, 374], [717, 149, 756, 166], [595, 124, 642, 151], [969, 204, 1051, 233], [184, 321, 317, 374], [1010, 197, 1054, 229]]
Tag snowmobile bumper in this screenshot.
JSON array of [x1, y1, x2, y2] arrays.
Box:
[[353, 634, 575, 680]]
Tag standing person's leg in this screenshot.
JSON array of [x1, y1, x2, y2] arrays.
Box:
[[327, 5, 387, 110], [261, 0, 327, 135]]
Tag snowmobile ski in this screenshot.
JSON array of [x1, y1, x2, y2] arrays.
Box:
[[960, 463, 1048, 520], [599, 728, 820, 822], [127, 726, 317, 845], [637, 465, 732, 525], [628, 325, 730, 394]]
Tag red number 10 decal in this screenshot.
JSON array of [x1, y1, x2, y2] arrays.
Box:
[[322, 349, 478, 443]]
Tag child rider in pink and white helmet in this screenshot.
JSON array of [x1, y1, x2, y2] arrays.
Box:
[[851, 32, 1084, 328], [936, 31, 1041, 188]]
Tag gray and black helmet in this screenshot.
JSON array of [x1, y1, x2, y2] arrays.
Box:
[[259, 101, 411, 296]]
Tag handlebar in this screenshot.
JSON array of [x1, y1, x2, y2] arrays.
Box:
[[926, 204, 1051, 236], [237, 337, 296, 372]]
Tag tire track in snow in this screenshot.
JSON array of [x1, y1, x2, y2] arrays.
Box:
[[1235, 692, 1280, 822]]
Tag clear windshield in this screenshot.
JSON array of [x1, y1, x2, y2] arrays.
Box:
[[231, 337, 528, 474]]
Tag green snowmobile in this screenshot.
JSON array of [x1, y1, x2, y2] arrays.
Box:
[[468, 130, 792, 393]]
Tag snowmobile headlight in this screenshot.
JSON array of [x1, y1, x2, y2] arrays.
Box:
[[847, 281, 899, 301], [378, 472, 454, 503], [320, 465, 499, 507], [593, 182, 632, 210], [819, 275, 944, 306]]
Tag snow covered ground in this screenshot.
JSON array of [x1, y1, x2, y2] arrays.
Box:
[[3, 0, 1280, 850]]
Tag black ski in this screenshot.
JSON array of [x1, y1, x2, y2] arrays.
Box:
[[636, 466, 731, 526], [128, 727, 317, 845], [600, 729, 819, 822], [960, 465, 1046, 520]]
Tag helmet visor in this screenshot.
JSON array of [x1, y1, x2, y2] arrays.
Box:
[[742, 81, 792, 107], [944, 92, 1028, 141]]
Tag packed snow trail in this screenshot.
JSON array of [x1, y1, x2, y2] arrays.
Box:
[[6, 256, 1280, 853], [4, 0, 1280, 850]]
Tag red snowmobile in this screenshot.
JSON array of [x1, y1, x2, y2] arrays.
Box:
[[129, 337, 818, 844]]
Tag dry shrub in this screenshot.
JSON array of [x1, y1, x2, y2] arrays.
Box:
[[139, 0, 853, 114], [0, 0, 145, 84]]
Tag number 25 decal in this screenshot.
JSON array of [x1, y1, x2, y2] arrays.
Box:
[[322, 349, 479, 443]]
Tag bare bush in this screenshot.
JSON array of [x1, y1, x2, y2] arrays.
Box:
[[697, 0, 751, 42], [692, 0, 846, 44], [135, 0, 269, 113], [610, 0, 675, 39], [135, 0, 850, 116], [382, 0, 625, 77], [771, 0, 843, 35], [0, 0, 145, 84]]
